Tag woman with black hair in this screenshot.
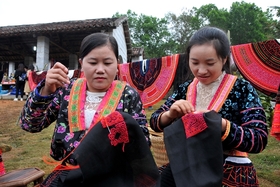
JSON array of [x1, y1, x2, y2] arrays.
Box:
[[150, 26, 268, 187]]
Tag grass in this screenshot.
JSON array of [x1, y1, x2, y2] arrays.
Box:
[[0, 99, 279, 186]]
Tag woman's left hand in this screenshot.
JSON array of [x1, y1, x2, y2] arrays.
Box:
[[193, 110, 227, 132]]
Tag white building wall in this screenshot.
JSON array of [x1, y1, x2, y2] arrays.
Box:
[[69, 54, 78, 70], [8, 62, 15, 77], [112, 25, 128, 63], [36, 36, 50, 71]]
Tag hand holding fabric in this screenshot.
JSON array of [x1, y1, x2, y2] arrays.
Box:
[[168, 99, 195, 118]]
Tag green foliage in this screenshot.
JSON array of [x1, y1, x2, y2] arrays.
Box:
[[113, 10, 178, 59], [196, 4, 230, 31], [258, 91, 274, 127], [267, 6, 280, 38], [229, 1, 270, 44], [165, 1, 278, 53], [165, 8, 201, 53], [113, 2, 279, 59], [132, 15, 171, 58]]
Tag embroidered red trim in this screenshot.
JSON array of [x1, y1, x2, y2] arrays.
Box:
[[101, 111, 126, 128], [108, 121, 129, 146], [101, 112, 129, 152], [182, 113, 208, 138]]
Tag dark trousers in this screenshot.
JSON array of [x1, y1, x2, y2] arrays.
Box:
[[15, 81, 25, 98]]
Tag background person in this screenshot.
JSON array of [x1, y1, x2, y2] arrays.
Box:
[[13, 63, 26, 101], [23, 64, 35, 97]]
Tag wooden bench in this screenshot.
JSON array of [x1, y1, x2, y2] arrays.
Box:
[[0, 167, 45, 187], [0, 144, 45, 186]]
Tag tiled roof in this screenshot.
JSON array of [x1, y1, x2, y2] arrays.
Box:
[[0, 17, 123, 36], [0, 16, 132, 63]]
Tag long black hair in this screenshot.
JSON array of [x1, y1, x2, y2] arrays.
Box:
[[185, 26, 232, 74], [79, 33, 119, 60]]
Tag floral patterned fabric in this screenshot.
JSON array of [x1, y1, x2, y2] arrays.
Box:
[[20, 78, 150, 163]]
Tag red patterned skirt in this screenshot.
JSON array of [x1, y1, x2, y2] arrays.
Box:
[[222, 160, 259, 187]]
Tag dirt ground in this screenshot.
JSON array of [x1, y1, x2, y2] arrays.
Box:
[[0, 99, 24, 124]]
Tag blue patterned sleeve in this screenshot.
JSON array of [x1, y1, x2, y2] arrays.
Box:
[[20, 79, 64, 132], [223, 79, 268, 153]]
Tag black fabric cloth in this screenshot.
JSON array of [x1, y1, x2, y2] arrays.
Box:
[[160, 111, 223, 187], [156, 164, 176, 187], [40, 111, 159, 187]]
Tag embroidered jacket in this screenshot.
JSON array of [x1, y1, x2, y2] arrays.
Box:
[[150, 77, 268, 155], [20, 78, 150, 161]]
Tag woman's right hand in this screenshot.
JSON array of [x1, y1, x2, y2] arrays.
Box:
[[168, 99, 195, 119], [40, 62, 70, 95], [160, 100, 195, 127]]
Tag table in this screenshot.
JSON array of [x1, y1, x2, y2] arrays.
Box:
[[1, 82, 15, 90]]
